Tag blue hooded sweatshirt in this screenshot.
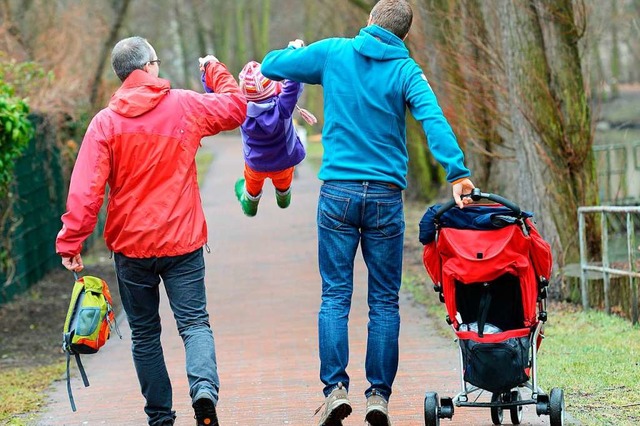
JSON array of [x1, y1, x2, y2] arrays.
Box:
[[261, 25, 470, 189]]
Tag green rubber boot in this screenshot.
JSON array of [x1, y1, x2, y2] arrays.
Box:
[[275, 187, 291, 209], [234, 178, 260, 217]]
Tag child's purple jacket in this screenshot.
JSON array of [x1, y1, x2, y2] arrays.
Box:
[[240, 80, 306, 172]]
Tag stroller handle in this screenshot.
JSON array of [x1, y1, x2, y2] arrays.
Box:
[[434, 188, 522, 221]]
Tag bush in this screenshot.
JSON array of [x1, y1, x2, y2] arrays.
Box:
[[0, 56, 44, 197]]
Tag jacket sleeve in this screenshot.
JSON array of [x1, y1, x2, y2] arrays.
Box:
[[197, 61, 247, 135], [56, 117, 110, 257], [276, 80, 302, 118], [404, 61, 471, 183], [261, 40, 331, 85]]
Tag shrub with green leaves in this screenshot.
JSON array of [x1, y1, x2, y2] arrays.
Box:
[[0, 55, 37, 199], [0, 89, 33, 197]]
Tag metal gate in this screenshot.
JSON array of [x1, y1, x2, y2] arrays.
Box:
[[578, 205, 640, 324]]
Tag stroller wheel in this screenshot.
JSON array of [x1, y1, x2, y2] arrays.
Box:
[[509, 389, 523, 424], [440, 397, 454, 419], [549, 388, 565, 426], [535, 393, 550, 416], [424, 392, 440, 426], [490, 393, 504, 425]]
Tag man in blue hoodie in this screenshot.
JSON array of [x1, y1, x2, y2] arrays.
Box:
[[262, 1, 474, 425]]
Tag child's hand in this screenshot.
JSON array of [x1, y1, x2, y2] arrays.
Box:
[[199, 55, 219, 71], [288, 39, 305, 49]]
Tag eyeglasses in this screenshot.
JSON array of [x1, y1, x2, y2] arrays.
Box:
[[148, 59, 161, 66]]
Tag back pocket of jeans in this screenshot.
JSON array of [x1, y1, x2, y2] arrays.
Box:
[[318, 192, 350, 230], [375, 199, 404, 238]]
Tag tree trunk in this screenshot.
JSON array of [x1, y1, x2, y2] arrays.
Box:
[[345, 0, 374, 13], [609, 0, 620, 95], [233, 0, 248, 73], [174, 0, 192, 88], [89, 0, 131, 109], [0, 0, 33, 58], [190, 0, 208, 56], [497, 0, 598, 295], [405, 116, 438, 201]]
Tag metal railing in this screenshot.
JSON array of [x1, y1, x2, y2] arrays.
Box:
[[578, 205, 640, 325], [593, 141, 640, 204]]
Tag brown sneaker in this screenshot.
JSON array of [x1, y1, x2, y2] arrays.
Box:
[[316, 382, 352, 426], [365, 391, 391, 426]]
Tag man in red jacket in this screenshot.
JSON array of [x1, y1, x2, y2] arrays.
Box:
[[56, 36, 246, 426]]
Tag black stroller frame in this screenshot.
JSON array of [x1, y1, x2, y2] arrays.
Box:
[[422, 189, 565, 426]]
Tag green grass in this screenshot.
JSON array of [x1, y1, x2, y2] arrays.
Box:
[[537, 307, 640, 425], [196, 150, 214, 184], [0, 363, 66, 424], [304, 138, 323, 171]]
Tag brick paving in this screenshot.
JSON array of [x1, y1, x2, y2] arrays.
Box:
[[37, 135, 557, 425]]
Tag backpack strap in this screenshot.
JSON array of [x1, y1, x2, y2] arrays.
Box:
[[64, 332, 90, 412]]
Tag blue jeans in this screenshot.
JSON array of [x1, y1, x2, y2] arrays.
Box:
[[114, 248, 219, 426], [317, 181, 404, 401]]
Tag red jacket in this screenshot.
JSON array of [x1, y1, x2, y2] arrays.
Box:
[[56, 62, 247, 258]]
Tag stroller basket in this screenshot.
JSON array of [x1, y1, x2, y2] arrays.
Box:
[[459, 328, 531, 394], [419, 189, 565, 426]]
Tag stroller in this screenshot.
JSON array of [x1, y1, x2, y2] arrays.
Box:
[[419, 189, 564, 426]]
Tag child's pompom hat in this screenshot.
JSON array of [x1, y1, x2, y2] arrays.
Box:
[[239, 61, 279, 102]]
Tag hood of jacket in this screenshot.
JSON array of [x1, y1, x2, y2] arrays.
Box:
[[352, 25, 409, 61], [108, 69, 171, 118], [246, 99, 276, 118], [244, 99, 279, 135]]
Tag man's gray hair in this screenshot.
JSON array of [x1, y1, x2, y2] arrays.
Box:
[[369, 0, 413, 40], [111, 36, 155, 82]]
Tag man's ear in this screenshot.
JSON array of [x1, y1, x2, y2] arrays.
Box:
[[367, 15, 373, 26]]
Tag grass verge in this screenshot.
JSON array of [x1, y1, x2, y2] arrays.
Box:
[[0, 364, 66, 424], [196, 150, 214, 184]]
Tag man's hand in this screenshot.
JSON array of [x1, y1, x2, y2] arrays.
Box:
[[452, 178, 475, 209], [199, 55, 219, 71], [288, 39, 305, 49], [61, 254, 84, 272]]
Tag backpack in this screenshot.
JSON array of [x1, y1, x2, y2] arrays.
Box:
[[62, 273, 121, 411]]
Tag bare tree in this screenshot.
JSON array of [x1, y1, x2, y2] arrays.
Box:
[[0, 0, 34, 58], [496, 1, 597, 290], [89, 0, 131, 109]]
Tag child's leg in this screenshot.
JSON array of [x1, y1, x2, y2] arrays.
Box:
[[244, 164, 267, 197], [270, 167, 295, 209], [234, 164, 267, 217], [270, 167, 295, 193]]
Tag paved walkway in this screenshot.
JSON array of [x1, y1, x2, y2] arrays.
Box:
[[37, 135, 553, 425]]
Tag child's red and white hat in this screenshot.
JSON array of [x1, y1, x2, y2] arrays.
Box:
[[239, 61, 280, 102]]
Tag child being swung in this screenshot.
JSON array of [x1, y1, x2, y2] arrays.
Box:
[[211, 60, 316, 216]]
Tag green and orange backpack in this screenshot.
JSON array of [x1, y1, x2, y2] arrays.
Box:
[[62, 273, 121, 411]]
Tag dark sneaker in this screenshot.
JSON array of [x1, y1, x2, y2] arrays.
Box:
[[193, 396, 218, 426], [316, 382, 352, 426], [275, 187, 291, 209], [365, 391, 391, 426]]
